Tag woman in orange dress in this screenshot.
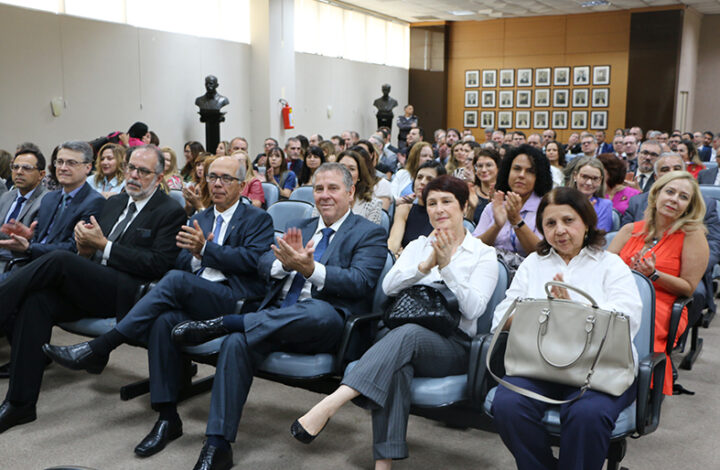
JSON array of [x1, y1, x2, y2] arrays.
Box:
[[609, 171, 708, 395]]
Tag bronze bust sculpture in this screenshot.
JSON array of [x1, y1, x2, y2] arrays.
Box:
[[373, 84, 398, 128], [196, 75, 229, 122]]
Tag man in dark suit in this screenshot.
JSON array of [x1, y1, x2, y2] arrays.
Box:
[[621, 153, 720, 317], [0, 141, 105, 265], [633, 140, 661, 193], [171, 162, 387, 470], [698, 161, 719, 185], [0, 145, 186, 433], [44, 156, 275, 457], [698, 131, 714, 162], [0, 145, 49, 271]]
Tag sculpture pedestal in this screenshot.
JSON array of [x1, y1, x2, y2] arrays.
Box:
[[198, 110, 225, 153], [376, 111, 393, 129]]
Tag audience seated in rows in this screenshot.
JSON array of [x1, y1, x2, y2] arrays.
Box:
[[466, 147, 501, 224], [568, 156, 613, 232]]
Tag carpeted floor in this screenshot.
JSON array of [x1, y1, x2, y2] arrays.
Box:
[[0, 317, 719, 469]]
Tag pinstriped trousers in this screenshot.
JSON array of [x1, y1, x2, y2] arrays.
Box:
[[341, 323, 469, 460]]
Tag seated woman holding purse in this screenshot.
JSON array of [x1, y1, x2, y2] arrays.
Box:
[[491, 187, 643, 470], [291, 175, 499, 469]]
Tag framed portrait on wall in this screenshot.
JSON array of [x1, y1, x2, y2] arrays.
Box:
[[465, 90, 479, 108], [552, 111, 568, 129], [554, 67, 570, 86], [481, 91, 496, 108], [572, 89, 589, 107], [517, 90, 531, 108], [466, 70, 480, 88], [534, 89, 550, 107], [464, 110, 478, 128], [534, 111, 549, 129], [592, 88, 609, 107], [517, 68, 532, 87], [571, 111, 588, 129], [481, 111, 495, 129], [482, 70, 497, 87], [498, 111, 513, 129], [590, 111, 608, 130], [499, 69, 514, 87], [553, 89, 569, 107], [535, 68, 551, 86], [593, 65, 610, 85], [516, 111, 531, 129], [499, 90, 513, 108], [573, 66, 590, 86]]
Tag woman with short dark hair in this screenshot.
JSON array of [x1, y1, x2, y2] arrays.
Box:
[[597, 153, 640, 215]]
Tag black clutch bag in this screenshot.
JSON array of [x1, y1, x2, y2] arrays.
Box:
[[383, 283, 461, 337]]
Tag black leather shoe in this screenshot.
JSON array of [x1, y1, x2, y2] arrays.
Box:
[[41, 342, 108, 374], [0, 362, 9, 379], [172, 318, 228, 346], [192, 441, 233, 470], [290, 418, 329, 444], [0, 400, 36, 433], [134, 418, 183, 457]]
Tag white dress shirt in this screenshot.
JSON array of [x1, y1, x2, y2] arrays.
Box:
[[382, 230, 499, 336], [102, 188, 157, 263], [190, 199, 240, 282], [492, 247, 643, 371], [271, 209, 352, 303]]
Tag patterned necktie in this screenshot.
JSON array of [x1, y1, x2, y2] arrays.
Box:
[[107, 202, 137, 242], [5, 196, 27, 223], [281, 227, 334, 307]]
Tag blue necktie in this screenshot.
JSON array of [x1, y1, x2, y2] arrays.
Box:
[[5, 195, 26, 224], [212, 214, 224, 244], [281, 227, 334, 307]]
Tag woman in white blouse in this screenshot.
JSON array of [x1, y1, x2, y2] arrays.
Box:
[[490, 187, 642, 470], [291, 175, 498, 469]]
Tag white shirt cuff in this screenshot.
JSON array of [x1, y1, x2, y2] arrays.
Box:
[[307, 261, 326, 290], [102, 241, 113, 263], [271, 259, 292, 279]]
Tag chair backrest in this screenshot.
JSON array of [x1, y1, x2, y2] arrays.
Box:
[[604, 230, 618, 249], [266, 200, 315, 232], [379, 210, 391, 235], [168, 190, 185, 208], [705, 161, 718, 171], [372, 251, 395, 312], [699, 184, 720, 214], [476, 258, 510, 335], [463, 218, 476, 233], [289, 186, 315, 205], [262, 182, 279, 208], [612, 209, 621, 231], [632, 270, 656, 356]]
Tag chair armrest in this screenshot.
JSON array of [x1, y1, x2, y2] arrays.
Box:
[[467, 332, 491, 404], [668, 296, 692, 355], [233, 300, 245, 314], [5, 256, 31, 272], [635, 352, 666, 436], [332, 311, 383, 375], [471, 331, 508, 405]]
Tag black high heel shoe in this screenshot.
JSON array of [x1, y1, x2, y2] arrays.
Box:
[[290, 418, 329, 444]]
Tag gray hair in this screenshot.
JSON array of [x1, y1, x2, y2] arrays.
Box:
[[655, 153, 686, 173], [58, 141, 93, 163], [130, 144, 165, 175], [641, 139, 661, 151], [312, 162, 353, 191]]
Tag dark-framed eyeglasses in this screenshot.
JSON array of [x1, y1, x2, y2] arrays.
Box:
[[125, 163, 156, 177], [206, 173, 241, 185]]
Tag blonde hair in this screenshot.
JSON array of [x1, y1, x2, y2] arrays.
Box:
[[93, 143, 125, 186], [160, 146, 179, 177], [570, 156, 606, 198], [643, 171, 706, 243]]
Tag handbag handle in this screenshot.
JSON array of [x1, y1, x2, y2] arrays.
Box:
[[536, 309, 595, 368], [543, 281, 599, 308]]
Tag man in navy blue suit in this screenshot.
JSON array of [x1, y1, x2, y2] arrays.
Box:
[[171, 162, 388, 470], [0, 140, 105, 265], [44, 156, 275, 456]]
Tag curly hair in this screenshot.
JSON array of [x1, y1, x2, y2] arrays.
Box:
[[495, 144, 552, 197]]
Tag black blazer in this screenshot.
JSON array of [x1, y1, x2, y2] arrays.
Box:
[[31, 182, 106, 258], [257, 212, 387, 318], [176, 202, 274, 302], [100, 190, 186, 315]]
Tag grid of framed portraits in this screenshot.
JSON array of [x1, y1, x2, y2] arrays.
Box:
[[463, 65, 611, 130]]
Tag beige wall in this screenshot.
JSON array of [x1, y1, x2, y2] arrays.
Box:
[[693, 14, 720, 132]]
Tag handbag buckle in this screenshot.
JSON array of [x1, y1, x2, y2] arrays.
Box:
[[585, 315, 595, 333]]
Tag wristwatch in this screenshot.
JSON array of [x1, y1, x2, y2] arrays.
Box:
[[649, 270, 660, 281], [512, 220, 525, 230]]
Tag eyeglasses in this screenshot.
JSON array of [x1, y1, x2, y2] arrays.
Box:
[[577, 173, 602, 184], [125, 163, 156, 177], [206, 173, 240, 185], [639, 150, 660, 158], [55, 158, 85, 168], [11, 164, 38, 172]]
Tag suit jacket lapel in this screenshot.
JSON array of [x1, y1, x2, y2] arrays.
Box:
[[118, 190, 164, 242], [101, 193, 129, 236], [223, 203, 246, 244], [50, 184, 89, 238], [319, 213, 354, 265], [0, 190, 17, 221], [17, 186, 43, 221], [37, 191, 62, 240]]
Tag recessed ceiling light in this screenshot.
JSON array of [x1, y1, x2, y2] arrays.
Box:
[[449, 10, 475, 16], [581, 0, 610, 7]]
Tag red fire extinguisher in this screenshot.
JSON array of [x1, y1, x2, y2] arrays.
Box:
[[280, 99, 294, 129]]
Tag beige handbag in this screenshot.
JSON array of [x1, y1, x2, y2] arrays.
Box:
[[487, 281, 635, 404]]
